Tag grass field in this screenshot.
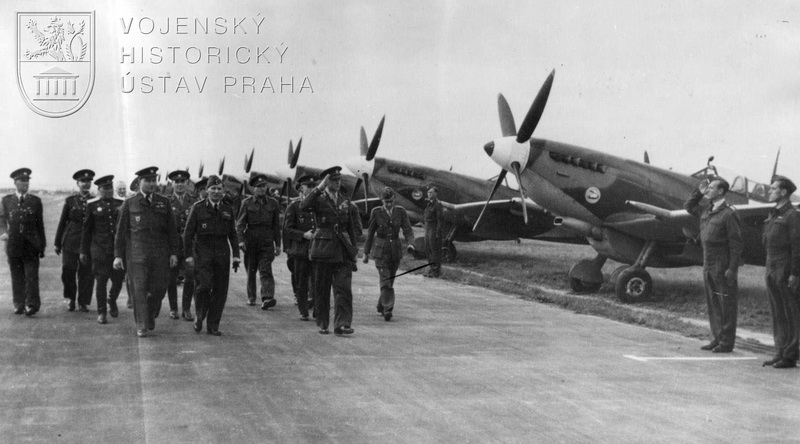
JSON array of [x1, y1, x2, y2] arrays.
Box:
[[4, 192, 775, 345]]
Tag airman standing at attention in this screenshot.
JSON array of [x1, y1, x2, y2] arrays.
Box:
[[81, 175, 125, 325], [55, 169, 96, 312], [283, 174, 318, 321], [423, 186, 444, 278], [363, 187, 415, 321], [0, 168, 45, 316], [684, 177, 742, 353], [236, 174, 282, 309], [113, 167, 179, 338], [761, 176, 800, 369], [301, 167, 360, 335], [166, 170, 195, 322], [184, 175, 241, 336]]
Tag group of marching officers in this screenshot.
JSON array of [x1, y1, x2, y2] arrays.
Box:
[[1, 165, 442, 339]]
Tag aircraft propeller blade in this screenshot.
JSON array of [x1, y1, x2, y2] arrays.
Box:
[[360, 127, 369, 157], [245, 148, 254, 173], [516, 70, 554, 143], [473, 169, 507, 231], [218, 157, 225, 176], [362, 172, 370, 212], [643, 151, 650, 164], [771, 147, 781, 182], [280, 181, 288, 202], [286, 177, 293, 199], [197, 162, 204, 178], [511, 161, 528, 224], [497, 94, 517, 137], [365, 115, 385, 161], [290, 138, 302, 168], [287, 140, 294, 165], [351, 177, 363, 202]]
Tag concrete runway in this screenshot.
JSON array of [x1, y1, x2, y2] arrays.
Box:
[[1, 256, 799, 443]]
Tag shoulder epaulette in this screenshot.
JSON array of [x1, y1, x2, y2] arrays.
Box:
[[87, 196, 101, 204]]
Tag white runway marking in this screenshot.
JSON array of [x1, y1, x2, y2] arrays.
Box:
[[624, 355, 759, 362]]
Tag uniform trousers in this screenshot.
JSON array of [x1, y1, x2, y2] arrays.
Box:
[[9, 255, 40, 310], [702, 258, 738, 348], [246, 248, 274, 303], [127, 256, 170, 331], [314, 261, 352, 330], [291, 256, 312, 317], [376, 261, 399, 314], [194, 252, 230, 331], [62, 251, 94, 305], [424, 229, 442, 276], [92, 254, 125, 315], [765, 257, 800, 361], [167, 256, 194, 312]]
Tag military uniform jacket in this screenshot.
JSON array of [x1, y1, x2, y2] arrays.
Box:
[[424, 199, 444, 236], [55, 192, 92, 253], [300, 188, 360, 263], [170, 193, 195, 252], [236, 195, 282, 251], [364, 205, 415, 267], [184, 199, 240, 259], [81, 196, 123, 258], [114, 192, 180, 261], [763, 203, 800, 275], [684, 190, 743, 271], [283, 199, 316, 258], [0, 193, 45, 257]]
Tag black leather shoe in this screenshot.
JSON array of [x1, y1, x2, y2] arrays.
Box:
[[712, 345, 733, 353], [181, 310, 194, 321], [318, 328, 329, 335], [136, 329, 147, 338], [763, 357, 782, 367], [108, 301, 118, 318], [384, 312, 392, 322], [24, 306, 38, 317], [333, 327, 344, 335], [169, 310, 179, 320], [300, 315, 309, 321], [376, 303, 383, 314], [68, 300, 76, 312], [193, 319, 202, 333], [247, 299, 256, 306], [261, 299, 276, 310], [773, 359, 797, 369], [78, 304, 89, 313], [97, 313, 107, 324], [207, 329, 222, 336], [342, 326, 354, 334], [14, 307, 24, 315], [700, 342, 718, 351]]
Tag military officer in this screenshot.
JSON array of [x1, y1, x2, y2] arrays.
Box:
[[0, 168, 45, 316], [166, 170, 195, 321], [363, 187, 416, 321], [55, 169, 96, 312], [236, 174, 282, 309], [761, 176, 800, 369], [283, 174, 318, 320], [684, 177, 743, 353], [113, 167, 179, 338], [301, 166, 360, 335], [80, 175, 125, 324], [423, 187, 445, 278], [184, 175, 241, 336]]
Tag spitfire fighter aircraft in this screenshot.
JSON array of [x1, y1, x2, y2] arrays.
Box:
[[344, 118, 584, 262], [479, 70, 777, 302]]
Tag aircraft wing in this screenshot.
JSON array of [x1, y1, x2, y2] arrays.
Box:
[[623, 200, 775, 238], [442, 197, 548, 216]]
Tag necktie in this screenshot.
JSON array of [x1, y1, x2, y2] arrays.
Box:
[[19, 195, 24, 205]]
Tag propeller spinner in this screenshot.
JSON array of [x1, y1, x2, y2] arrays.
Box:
[[473, 70, 555, 231]]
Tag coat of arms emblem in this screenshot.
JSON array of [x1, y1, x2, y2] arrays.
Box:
[[17, 12, 95, 118]]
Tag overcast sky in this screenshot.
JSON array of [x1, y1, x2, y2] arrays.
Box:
[[2, 0, 799, 190]]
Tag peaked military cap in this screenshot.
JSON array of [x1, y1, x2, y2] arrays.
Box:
[[94, 175, 115, 188], [773, 175, 797, 195], [206, 175, 223, 187], [10, 168, 32, 181], [73, 169, 95, 182], [168, 170, 190, 182], [295, 174, 318, 190], [250, 174, 269, 187], [129, 177, 140, 192], [194, 177, 208, 190], [381, 187, 395, 200], [135, 166, 159, 179], [319, 166, 342, 180]]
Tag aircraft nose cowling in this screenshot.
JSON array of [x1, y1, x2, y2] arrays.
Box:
[[484, 141, 495, 157]]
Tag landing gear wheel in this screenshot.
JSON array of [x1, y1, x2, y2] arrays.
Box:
[[570, 277, 602, 293], [609, 265, 628, 286], [442, 243, 457, 263], [615, 267, 652, 303]]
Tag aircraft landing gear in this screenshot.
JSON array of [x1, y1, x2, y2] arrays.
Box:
[[442, 242, 457, 263], [568, 255, 607, 293], [614, 241, 661, 303]]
